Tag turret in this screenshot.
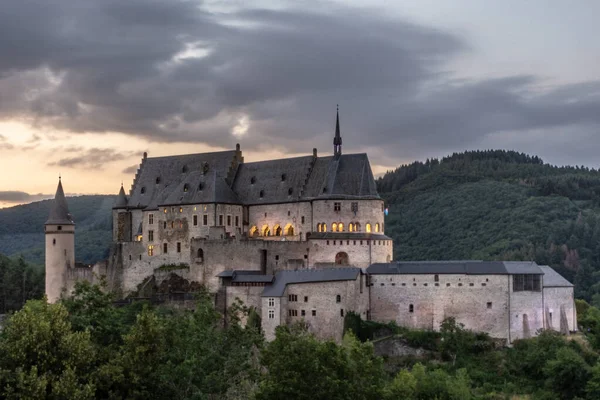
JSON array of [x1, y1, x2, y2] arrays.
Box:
[[45, 177, 75, 303], [333, 105, 342, 159]]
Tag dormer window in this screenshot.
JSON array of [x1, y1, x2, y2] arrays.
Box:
[[183, 184, 189, 192], [259, 190, 264, 198], [156, 177, 161, 184], [141, 187, 146, 194], [251, 176, 256, 184], [322, 187, 327, 193], [288, 188, 293, 195], [198, 183, 204, 190], [281, 173, 287, 182], [182, 165, 188, 173]]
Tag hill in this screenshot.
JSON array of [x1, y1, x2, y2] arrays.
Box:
[[0, 195, 115, 265], [377, 150, 600, 302]]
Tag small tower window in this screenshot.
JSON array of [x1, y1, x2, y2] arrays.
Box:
[[140, 187, 146, 194], [52, 239, 56, 245], [281, 173, 287, 182], [322, 187, 327, 193], [250, 176, 256, 184], [182, 165, 188, 173], [259, 190, 264, 198], [183, 184, 189, 192], [198, 183, 204, 190]]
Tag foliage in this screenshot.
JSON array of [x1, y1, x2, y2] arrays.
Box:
[[156, 263, 190, 271], [0, 195, 115, 265], [0, 254, 44, 313]]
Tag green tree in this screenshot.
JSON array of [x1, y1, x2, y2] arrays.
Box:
[[544, 347, 590, 399]]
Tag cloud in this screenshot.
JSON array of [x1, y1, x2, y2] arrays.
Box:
[[0, 191, 52, 204], [0, 0, 599, 166], [122, 164, 139, 174], [48, 148, 137, 169]]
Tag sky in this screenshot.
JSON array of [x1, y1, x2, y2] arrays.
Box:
[[1, 0, 599, 208]]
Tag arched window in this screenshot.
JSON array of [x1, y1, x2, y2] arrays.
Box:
[[348, 223, 354, 232], [336, 294, 341, 303], [288, 188, 293, 195], [322, 223, 327, 232], [332, 223, 338, 232], [262, 225, 270, 236], [355, 222, 361, 232], [250, 226, 258, 237], [284, 223, 294, 236], [335, 252, 349, 266], [197, 248, 204, 263], [274, 224, 282, 236], [366, 223, 372, 233], [375, 223, 380, 232], [317, 223, 322, 232], [338, 222, 344, 232]]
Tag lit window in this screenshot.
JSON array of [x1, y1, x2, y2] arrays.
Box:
[[366, 223, 372, 233], [179, 207, 183, 213], [164, 208, 167, 214], [375, 223, 380, 232], [147, 245, 154, 256], [338, 222, 344, 232], [332, 223, 338, 232]]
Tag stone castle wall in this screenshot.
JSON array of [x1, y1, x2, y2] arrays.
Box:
[[310, 238, 392, 267], [312, 199, 385, 233], [248, 202, 313, 239]]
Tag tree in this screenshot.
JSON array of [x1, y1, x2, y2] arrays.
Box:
[[0, 299, 96, 399], [544, 347, 590, 399]]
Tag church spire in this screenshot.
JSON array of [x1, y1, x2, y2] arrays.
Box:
[[333, 105, 342, 158], [46, 177, 74, 225]]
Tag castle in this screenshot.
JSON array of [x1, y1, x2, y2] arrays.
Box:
[[45, 111, 577, 344]]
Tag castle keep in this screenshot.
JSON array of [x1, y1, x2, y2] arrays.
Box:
[[45, 111, 577, 343]]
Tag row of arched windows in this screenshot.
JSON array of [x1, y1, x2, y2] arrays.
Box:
[[317, 222, 382, 233], [249, 223, 295, 237]]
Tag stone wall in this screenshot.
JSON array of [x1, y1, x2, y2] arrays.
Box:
[[225, 286, 264, 326], [262, 296, 282, 341], [369, 274, 512, 339], [543, 286, 576, 333], [248, 202, 313, 239], [509, 278, 543, 341], [309, 238, 393, 267], [261, 276, 368, 343], [312, 199, 385, 233]]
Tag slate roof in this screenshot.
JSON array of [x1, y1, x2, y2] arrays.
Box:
[[46, 179, 74, 225], [127, 150, 238, 209], [124, 148, 380, 209], [539, 265, 574, 287], [217, 270, 274, 283], [114, 185, 128, 209], [367, 261, 543, 275], [262, 268, 361, 297], [308, 232, 392, 241]]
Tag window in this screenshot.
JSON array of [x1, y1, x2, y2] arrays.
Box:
[[52, 239, 56, 245], [351, 202, 358, 214], [268, 298, 275, 307], [288, 188, 293, 195], [149, 214, 154, 224], [148, 230, 154, 242], [164, 208, 167, 214], [171, 221, 175, 229], [203, 214, 208, 225], [288, 294, 298, 302], [334, 202, 341, 211], [375, 223, 380, 232], [301, 216, 305, 224], [235, 216, 239, 226], [141, 187, 146, 194], [288, 310, 298, 317], [259, 190, 264, 198], [251, 176, 256, 184], [179, 207, 183, 213], [332, 223, 338, 232], [487, 302, 492, 309], [446, 283, 451, 287], [434, 274, 439, 282], [301, 310, 306, 316], [304, 296, 308, 302], [469, 283, 474, 287], [163, 221, 167, 229], [156, 177, 161, 184], [409, 304, 414, 313], [219, 215, 223, 226], [513, 274, 541, 292], [312, 310, 316, 316], [336, 295, 341, 303], [148, 245, 154, 256], [281, 173, 287, 181], [340, 309, 344, 317], [182, 165, 188, 173], [268, 310, 274, 319], [177, 242, 181, 253], [227, 215, 231, 226], [193, 215, 198, 226], [197, 248, 204, 261], [58, 226, 62, 231], [163, 243, 168, 253], [183, 184, 189, 192], [366, 223, 372, 233]]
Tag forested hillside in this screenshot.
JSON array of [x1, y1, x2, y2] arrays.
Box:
[[377, 150, 600, 303], [0, 195, 115, 265]]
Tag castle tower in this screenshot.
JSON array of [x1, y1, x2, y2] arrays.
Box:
[[45, 177, 75, 303], [333, 105, 342, 159]]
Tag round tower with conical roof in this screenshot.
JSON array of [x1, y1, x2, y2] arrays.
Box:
[[45, 177, 75, 302]]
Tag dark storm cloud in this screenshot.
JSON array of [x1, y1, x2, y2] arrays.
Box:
[[48, 148, 136, 170], [0, 0, 599, 165]]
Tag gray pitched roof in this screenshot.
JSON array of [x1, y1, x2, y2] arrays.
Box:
[[262, 268, 361, 297], [46, 179, 74, 225], [367, 261, 543, 275], [128, 150, 238, 209], [216, 270, 274, 283], [539, 265, 574, 287], [161, 170, 240, 206], [114, 185, 128, 208]]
